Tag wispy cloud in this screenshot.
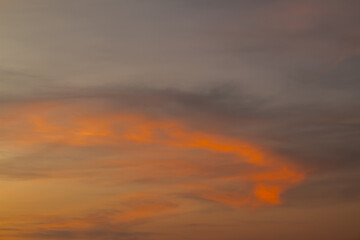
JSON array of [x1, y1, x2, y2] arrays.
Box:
[[0, 1, 359, 240]]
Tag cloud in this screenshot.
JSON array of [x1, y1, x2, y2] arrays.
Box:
[[0, 1, 359, 239], [21, 229, 154, 240], [1, 77, 359, 206], [0, 97, 307, 207]]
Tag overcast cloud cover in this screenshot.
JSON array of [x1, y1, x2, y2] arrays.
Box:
[[0, 1, 359, 240]]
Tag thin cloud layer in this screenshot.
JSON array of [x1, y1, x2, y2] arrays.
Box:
[[0, 0, 359, 240], [0, 100, 305, 204]]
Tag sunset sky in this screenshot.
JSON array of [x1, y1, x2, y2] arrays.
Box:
[[0, 1, 359, 240]]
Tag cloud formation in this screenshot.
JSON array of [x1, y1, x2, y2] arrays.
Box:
[[0, 0, 359, 240]]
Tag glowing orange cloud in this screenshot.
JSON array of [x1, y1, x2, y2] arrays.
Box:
[[0, 102, 305, 208]]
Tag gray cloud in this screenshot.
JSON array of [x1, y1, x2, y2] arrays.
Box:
[[1, 79, 359, 204]]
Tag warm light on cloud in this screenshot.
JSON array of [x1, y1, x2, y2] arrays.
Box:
[[0, 101, 305, 209], [1, 1, 359, 239]]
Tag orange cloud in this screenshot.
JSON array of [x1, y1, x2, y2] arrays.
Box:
[[0, 101, 305, 208]]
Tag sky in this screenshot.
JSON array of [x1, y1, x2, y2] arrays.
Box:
[[0, 1, 359, 240]]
